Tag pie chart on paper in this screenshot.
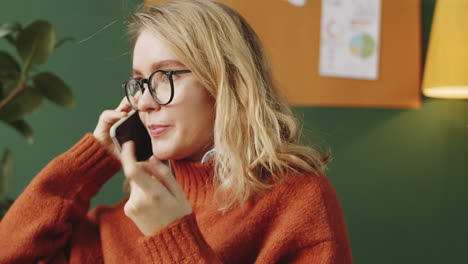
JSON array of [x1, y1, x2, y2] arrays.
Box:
[[349, 33, 376, 58]]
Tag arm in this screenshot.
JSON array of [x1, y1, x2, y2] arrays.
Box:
[[116, 141, 224, 263], [279, 241, 350, 263], [140, 213, 223, 263], [0, 134, 121, 264]]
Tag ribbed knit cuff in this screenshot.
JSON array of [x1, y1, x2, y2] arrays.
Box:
[[140, 213, 219, 263], [36, 133, 122, 201]]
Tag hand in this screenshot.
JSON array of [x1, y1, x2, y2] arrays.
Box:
[[121, 140, 193, 236], [93, 97, 132, 160]]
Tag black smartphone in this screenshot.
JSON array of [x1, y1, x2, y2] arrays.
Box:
[[110, 110, 153, 161]]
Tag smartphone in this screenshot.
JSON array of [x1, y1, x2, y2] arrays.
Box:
[[110, 109, 153, 161]]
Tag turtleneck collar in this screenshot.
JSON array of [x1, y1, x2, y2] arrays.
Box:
[[168, 158, 215, 209]]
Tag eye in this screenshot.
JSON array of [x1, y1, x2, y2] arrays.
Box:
[[161, 73, 170, 82], [171, 72, 184, 80]]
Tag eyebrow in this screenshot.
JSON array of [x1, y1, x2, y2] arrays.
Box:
[[132, 60, 186, 76]]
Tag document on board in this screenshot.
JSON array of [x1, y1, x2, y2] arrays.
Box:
[[319, 0, 382, 80], [283, 0, 307, 7]]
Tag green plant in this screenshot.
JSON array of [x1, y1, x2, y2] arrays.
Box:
[[0, 20, 75, 218]]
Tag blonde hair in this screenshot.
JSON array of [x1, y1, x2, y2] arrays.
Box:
[[126, 0, 330, 211]]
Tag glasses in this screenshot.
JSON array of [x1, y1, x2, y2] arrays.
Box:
[[122, 69, 191, 110]]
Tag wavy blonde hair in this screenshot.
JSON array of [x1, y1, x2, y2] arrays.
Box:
[[126, 0, 330, 211]]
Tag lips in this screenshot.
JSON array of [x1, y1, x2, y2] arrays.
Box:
[[147, 125, 170, 137]]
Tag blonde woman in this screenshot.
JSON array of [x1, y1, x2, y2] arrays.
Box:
[[0, 0, 352, 263]]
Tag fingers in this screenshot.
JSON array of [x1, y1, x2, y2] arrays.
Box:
[[115, 96, 132, 112], [140, 157, 175, 197], [121, 141, 169, 196], [97, 97, 130, 129], [93, 110, 126, 142], [93, 110, 126, 137], [99, 110, 127, 125], [121, 141, 137, 163], [96, 97, 131, 133], [144, 156, 187, 200], [92, 97, 133, 161]]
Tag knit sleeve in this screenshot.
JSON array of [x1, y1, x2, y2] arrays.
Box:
[[139, 213, 223, 263], [0, 133, 122, 264], [276, 241, 346, 263]]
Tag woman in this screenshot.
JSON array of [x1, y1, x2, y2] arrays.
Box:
[[0, 0, 352, 263]]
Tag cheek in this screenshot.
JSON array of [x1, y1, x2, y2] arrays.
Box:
[[154, 78, 215, 160], [155, 108, 213, 161], [172, 89, 215, 145], [175, 102, 215, 140], [173, 82, 215, 126]]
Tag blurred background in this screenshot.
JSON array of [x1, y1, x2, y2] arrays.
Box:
[[1, 0, 467, 263]]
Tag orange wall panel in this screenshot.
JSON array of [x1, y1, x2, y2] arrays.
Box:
[[145, 0, 422, 109]]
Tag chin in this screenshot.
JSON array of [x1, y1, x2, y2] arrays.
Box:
[[150, 140, 183, 161], [150, 145, 172, 160]]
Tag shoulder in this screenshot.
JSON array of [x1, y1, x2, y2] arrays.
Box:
[[254, 171, 346, 236], [266, 171, 340, 210], [240, 171, 349, 252]]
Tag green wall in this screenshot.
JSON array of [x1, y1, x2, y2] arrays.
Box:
[[0, 0, 137, 205], [1, 1, 467, 263]]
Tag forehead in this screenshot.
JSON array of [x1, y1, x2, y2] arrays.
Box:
[[132, 30, 183, 74]]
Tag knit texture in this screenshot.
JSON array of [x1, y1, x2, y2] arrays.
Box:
[[0, 133, 353, 263]]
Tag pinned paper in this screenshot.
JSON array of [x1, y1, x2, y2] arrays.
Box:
[[283, 0, 307, 7], [319, 0, 382, 80]]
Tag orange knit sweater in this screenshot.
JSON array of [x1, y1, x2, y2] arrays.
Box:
[[0, 134, 352, 263]]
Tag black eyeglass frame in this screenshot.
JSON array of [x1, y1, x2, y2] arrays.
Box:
[[122, 69, 191, 110]]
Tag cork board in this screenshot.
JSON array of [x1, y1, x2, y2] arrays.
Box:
[[145, 0, 422, 109]]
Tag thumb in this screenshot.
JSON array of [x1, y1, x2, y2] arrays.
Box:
[[121, 140, 137, 169], [144, 156, 186, 199]]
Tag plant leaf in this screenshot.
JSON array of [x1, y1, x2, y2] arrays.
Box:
[[0, 78, 20, 100], [54, 37, 76, 49], [33, 72, 75, 107], [0, 87, 43, 122], [16, 20, 55, 70], [0, 50, 21, 81], [5, 35, 16, 46], [0, 148, 13, 197], [0, 82, 3, 99], [4, 119, 34, 144], [0, 22, 21, 39]]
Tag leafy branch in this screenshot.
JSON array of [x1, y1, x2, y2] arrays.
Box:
[[0, 20, 76, 217]]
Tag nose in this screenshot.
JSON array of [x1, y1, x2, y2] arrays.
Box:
[[137, 84, 162, 112]]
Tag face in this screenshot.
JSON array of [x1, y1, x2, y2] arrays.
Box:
[[132, 30, 216, 161]]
